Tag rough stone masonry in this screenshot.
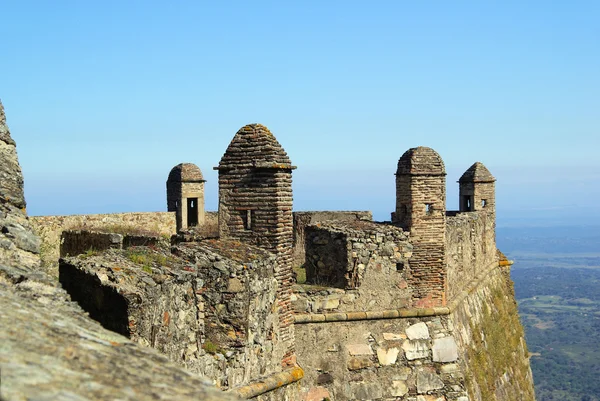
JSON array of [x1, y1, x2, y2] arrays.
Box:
[[9, 99, 535, 401], [0, 100, 236, 401], [215, 124, 297, 366]]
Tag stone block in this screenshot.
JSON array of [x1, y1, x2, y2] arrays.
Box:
[[316, 372, 333, 385], [406, 322, 430, 340], [416, 371, 444, 394], [392, 366, 412, 381], [350, 382, 383, 400], [346, 344, 373, 356], [347, 356, 372, 371], [440, 363, 459, 374], [226, 278, 244, 293], [402, 340, 429, 360], [305, 386, 331, 401], [321, 297, 340, 310], [383, 332, 406, 341], [377, 347, 400, 365], [432, 336, 458, 362], [391, 380, 409, 397]]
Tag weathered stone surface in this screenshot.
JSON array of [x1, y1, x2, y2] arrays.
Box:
[[302, 220, 412, 312], [0, 101, 234, 400], [446, 211, 497, 300], [60, 237, 283, 390], [2, 220, 40, 253], [417, 395, 447, 401], [292, 211, 372, 266], [346, 343, 373, 356], [440, 363, 460, 374], [406, 322, 430, 340], [452, 267, 536, 401], [0, 102, 40, 272], [394, 146, 447, 307], [383, 332, 406, 341], [304, 386, 331, 401], [216, 124, 296, 364], [402, 339, 429, 360], [31, 211, 178, 277], [0, 263, 235, 401], [349, 382, 383, 400], [376, 347, 399, 365], [347, 356, 373, 370], [316, 372, 333, 384], [432, 336, 458, 362], [391, 380, 409, 397], [417, 371, 445, 393]]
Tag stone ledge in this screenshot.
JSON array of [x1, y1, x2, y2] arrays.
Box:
[[229, 366, 304, 399], [294, 259, 503, 324], [294, 306, 450, 324]]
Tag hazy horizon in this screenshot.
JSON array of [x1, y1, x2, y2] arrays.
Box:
[[3, 1, 598, 228]]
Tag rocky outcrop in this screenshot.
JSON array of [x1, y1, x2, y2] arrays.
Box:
[[0, 100, 233, 401], [0, 101, 41, 271]]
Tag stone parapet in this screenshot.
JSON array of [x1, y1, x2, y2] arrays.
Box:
[[446, 211, 497, 300], [303, 220, 413, 311], [292, 211, 372, 266], [31, 211, 176, 277], [59, 237, 285, 390]]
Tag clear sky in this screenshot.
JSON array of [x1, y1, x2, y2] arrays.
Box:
[[1, 1, 599, 225]]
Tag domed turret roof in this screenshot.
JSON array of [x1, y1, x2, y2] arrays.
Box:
[[396, 146, 445, 176], [459, 162, 495, 183], [217, 124, 293, 169], [167, 163, 204, 182]]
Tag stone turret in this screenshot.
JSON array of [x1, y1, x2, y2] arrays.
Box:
[[394, 146, 447, 307], [215, 123, 296, 365], [459, 161, 496, 214], [166, 163, 205, 232]]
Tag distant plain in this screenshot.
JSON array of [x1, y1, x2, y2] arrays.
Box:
[[498, 225, 600, 401]]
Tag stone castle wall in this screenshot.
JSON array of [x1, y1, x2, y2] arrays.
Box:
[[1, 101, 237, 401], [294, 313, 467, 401], [292, 261, 534, 401], [301, 220, 413, 312], [32, 210, 365, 279], [31, 211, 177, 277], [59, 238, 285, 391], [59, 230, 159, 257], [216, 124, 297, 363], [450, 263, 535, 401], [292, 211, 372, 267], [446, 211, 497, 300]]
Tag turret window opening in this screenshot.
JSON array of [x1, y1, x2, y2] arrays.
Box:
[[187, 198, 198, 227], [425, 203, 433, 215], [241, 210, 255, 230], [481, 199, 487, 208], [462, 196, 473, 211]]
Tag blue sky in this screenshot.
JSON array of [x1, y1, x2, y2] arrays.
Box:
[[1, 1, 599, 225]]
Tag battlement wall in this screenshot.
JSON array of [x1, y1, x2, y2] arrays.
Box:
[[31, 212, 177, 277], [292, 211, 372, 266], [446, 211, 497, 300], [32, 209, 363, 279]]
